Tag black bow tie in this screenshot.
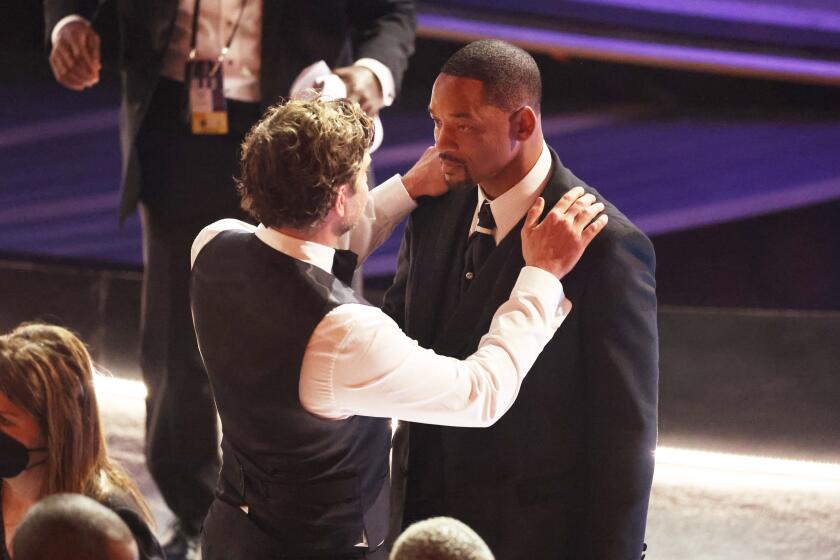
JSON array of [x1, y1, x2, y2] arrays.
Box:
[[332, 249, 358, 286]]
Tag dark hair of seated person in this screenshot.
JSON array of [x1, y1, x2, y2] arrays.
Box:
[[12, 493, 139, 560]]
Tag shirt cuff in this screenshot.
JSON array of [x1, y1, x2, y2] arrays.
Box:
[[514, 266, 573, 327], [52, 15, 89, 45], [354, 58, 396, 107], [373, 174, 418, 217]]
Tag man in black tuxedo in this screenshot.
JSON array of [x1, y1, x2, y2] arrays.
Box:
[[42, 1, 415, 557], [383, 40, 659, 559]]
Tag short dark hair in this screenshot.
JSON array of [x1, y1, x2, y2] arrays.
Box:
[[12, 494, 137, 560], [441, 39, 541, 112], [237, 98, 374, 230]]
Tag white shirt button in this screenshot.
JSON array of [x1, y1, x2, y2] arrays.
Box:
[[465, 271, 475, 280]]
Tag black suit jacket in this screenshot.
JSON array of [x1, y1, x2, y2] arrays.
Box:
[[383, 147, 659, 559], [43, 0, 416, 221]]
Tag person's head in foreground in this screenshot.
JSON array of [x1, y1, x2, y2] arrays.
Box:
[[389, 516, 495, 560], [12, 493, 139, 560], [430, 39, 543, 198], [237, 97, 374, 236], [0, 323, 152, 540]]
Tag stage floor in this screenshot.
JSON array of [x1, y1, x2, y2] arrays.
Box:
[[97, 378, 840, 560]]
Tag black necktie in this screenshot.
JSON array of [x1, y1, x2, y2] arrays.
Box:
[[332, 249, 358, 286], [461, 200, 496, 293]]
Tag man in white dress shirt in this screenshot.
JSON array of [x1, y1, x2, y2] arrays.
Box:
[[43, 2, 416, 555], [189, 97, 606, 559]]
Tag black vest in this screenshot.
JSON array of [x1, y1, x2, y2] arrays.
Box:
[[191, 230, 391, 557]]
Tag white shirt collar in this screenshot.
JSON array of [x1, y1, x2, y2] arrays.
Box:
[[254, 224, 336, 274], [473, 141, 552, 244]]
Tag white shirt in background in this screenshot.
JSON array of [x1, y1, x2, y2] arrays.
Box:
[[51, 2, 395, 104]]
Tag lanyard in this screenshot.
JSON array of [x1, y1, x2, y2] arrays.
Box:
[[189, 0, 250, 74]]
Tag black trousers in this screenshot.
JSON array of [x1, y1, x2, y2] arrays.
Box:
[[202, 499, 387, 560], [135, 78, 261, 533]]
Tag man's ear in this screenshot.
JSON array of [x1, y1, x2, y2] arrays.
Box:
[[334, 183, 350, 217], [511, 106, 537, 141]]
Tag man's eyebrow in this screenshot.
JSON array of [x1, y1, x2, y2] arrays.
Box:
[[428, 110, 474, 120]]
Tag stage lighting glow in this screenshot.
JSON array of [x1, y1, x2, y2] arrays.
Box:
[[93, 374, 148, 399], [88, 380, 840, 493], [655, 446, 840, 492]]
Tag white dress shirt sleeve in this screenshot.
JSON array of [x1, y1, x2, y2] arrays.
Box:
[[353, 58, 396, 107], [51, 15, 90, 45], [339, 174, 416, 262], [191, 219, 256, 268], [299, 266, 573, 427]]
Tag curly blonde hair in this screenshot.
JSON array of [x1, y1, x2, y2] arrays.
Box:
[[237, 97, 374, 229]]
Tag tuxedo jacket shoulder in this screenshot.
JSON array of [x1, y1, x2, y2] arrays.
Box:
[[389, 147, 655, 352]]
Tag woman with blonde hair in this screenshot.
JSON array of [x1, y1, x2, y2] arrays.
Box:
[[0, 322, 162, 559]]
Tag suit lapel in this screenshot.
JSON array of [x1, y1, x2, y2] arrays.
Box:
[[406, 189, 476, 347], [433, 221, 524, 358]]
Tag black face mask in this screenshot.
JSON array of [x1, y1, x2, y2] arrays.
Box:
[[0, 430, 46, 478]]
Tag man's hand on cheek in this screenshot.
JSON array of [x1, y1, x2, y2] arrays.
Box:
[[402, 147, 449, 199]]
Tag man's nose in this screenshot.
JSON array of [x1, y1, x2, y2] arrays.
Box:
[[434, 124, 456, 152]]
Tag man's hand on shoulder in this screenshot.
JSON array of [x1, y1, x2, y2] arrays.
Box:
[[522, 186, 608, 279], [50, 20, 101, 91], [402, 147, 448, 200]]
